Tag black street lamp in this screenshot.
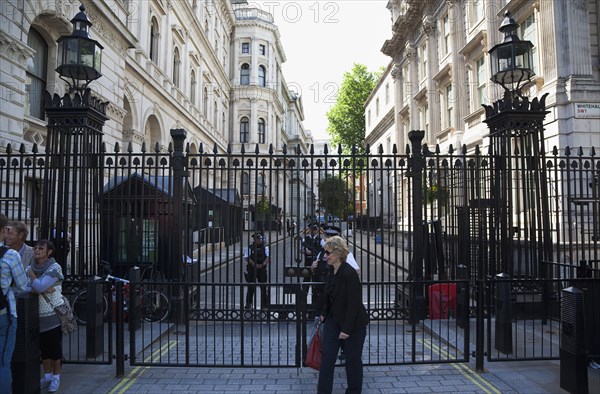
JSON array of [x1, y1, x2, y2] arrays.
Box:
[[41, 4, 108, 276], [56, 4, 103, 92], [481, 10, 553, 368], [488, 11, 534, 94]]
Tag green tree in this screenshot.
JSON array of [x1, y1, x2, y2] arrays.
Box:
[[326, 64, 380, 154], [318, 176, 351, 218]]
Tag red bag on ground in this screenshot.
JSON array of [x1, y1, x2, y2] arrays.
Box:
[[305, 324, 322, 370]]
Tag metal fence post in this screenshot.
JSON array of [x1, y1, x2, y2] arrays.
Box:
[[171, 129, 188, 324], [494, 272, 512, 354], [408, 130, 426, 323], [115, 281, 125, 377]]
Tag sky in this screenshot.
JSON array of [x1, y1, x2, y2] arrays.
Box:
[[249, 1, 392, 140]]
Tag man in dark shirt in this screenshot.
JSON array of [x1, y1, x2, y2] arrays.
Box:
[[243, 233, 270, 310]]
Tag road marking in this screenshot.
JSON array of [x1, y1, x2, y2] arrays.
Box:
[[108, 340, 178, 394], [420, 339, 501, 394]]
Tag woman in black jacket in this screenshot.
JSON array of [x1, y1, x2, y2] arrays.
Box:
[[318, 236, 369, 394]]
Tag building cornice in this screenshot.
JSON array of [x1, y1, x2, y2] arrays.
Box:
[[365, 108, 395, 146]]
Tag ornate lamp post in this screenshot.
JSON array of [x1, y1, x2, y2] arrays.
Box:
[[41, 4, 108, 275], [56, 4, 103, 92], [479, 11, 553, 368]]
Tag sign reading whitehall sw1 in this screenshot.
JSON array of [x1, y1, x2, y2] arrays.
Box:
[[575, 103, 600, 118]]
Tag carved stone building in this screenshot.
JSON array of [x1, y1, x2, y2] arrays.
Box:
[[365, 0, 600, 229], [0, 0, 312, 222], [366, 0, 600, 153]]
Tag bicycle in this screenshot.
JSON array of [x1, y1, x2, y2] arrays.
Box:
[[72, 261, 170, 324]]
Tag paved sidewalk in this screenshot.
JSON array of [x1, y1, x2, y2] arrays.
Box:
[[54, 358, 599, 393]]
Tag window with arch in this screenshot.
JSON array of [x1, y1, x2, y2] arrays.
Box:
[[213, 100, 218, 125], [25, 28, 48, 120], [190, 70, 196, 105], [240, 63, 250, 85], [258, 118, 266, 144], [258, 65, 266, 87], [203, 87, 208, 117], [242, 173, 250, 195], [240, 117, 249, 143], [150, 17, 159, 63], [257, 173, 266, 195], [173, 47, 181, 87], [222, 111, 226, 135]]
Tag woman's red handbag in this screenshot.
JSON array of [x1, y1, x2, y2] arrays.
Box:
[[305, 319, 322, 370]]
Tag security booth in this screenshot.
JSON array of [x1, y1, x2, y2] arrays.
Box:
[[101, 173, 196, 279], [193, 186, 243, 247]]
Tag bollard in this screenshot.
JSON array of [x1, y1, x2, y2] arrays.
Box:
[[560, 286, 588, 394], [86, 277, 104, 358], [128, 266, 141, 332], [494, 272, 512, 354], [11, 293, 40, 394], [456, 265, 468, 329]]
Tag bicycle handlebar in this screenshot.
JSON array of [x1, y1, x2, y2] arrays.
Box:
[[105, 274, 129, 284]]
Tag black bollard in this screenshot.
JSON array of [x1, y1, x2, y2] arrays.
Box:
[[560, 286, 588, 394], [11, 293, 40, 394], [86, 277, 104, 358], [494, 272, 512, 354]]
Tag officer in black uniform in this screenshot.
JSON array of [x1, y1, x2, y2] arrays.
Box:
[[244, 232, 270, 310], [302, 223, 322, 268]]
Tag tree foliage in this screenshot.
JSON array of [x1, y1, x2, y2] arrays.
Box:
[[318, 176, 351, 218], [326, 64, 380, 154]]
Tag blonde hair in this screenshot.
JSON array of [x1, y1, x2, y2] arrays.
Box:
[[324, 236, 349, 262]]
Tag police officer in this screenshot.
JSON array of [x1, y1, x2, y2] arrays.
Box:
[[243, 232, 270, 310], [302, 223, 322, 268]]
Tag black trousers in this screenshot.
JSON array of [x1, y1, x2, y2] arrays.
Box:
[[245, 266, 269, 308], [317, 321, 367, 394]]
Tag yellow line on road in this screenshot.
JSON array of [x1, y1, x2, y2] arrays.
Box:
[[108, 340, 178, 394], [420, 339, 501, 394]]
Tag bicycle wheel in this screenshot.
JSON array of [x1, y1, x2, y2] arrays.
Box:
[[72, 290, 109, 325], [141, 290, 170, 322]]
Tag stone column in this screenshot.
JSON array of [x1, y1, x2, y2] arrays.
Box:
[[423, 15, 438, 145], [391, 62, 404, 149]]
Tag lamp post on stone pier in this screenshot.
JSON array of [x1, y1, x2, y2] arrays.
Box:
[[41, 4, 108, 275]]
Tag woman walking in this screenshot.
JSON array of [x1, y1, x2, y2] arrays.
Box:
[[26, 240, 64, 393], [318, 236, 369, 394]]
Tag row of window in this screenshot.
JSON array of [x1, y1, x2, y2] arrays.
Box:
[[240, 64, 267, 87], [241, 173, 266, 195], [239, 117, 266, 144], [241, 42, 267, 56]]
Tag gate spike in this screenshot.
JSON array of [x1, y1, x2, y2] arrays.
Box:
[[578, 146, 584, 156], [282, 144, 287, 155], [127, 141, 133, 153], [227, 143, 232, 154], [100, 142, 106, 153], [114, 142, 121, 153], [565, 146, 571, 156], [5, 143, 11, 154], [32, 143, 38, 154], [591, 146, 596, 157], [475, 145, 481, 155], [185, 142, 190, 153], [337, 144, 342, 154], [199, 142, 204, 154], [552, 146, 558, 156], [269, 144, 274, 154], [310, 144, 314, 155], [378, 144, 383, 154], [255, 144, 260, 154], [365, 143, 370, 155], [392, 144, 397, 154], [19, 143, 26, 153], [240, 144, 245, 154], [154, 141, 161, 153], [213, 143, 218, 154], [405, 144, 410, 155], [435, 144, 440, 154], [297, 143, 301, 155], [448, 144, 454, 154], [323, 144, 328, 155]]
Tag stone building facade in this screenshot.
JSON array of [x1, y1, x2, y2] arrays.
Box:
[[366, 0, 600, 154], [365, 0, 600, 228], [0, 0, 312, 221]]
